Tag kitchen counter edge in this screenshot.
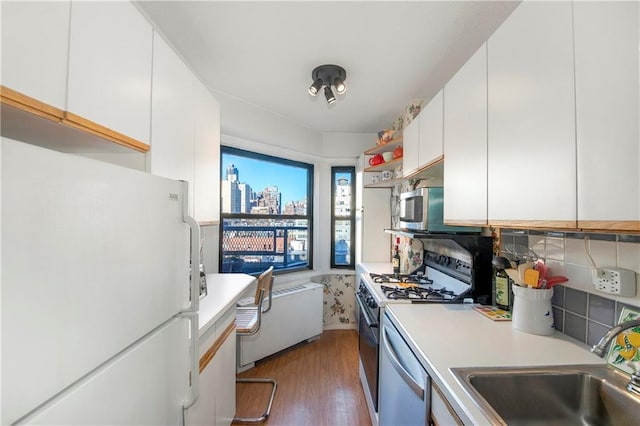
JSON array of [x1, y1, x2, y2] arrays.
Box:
[[384, 303, 607, 425], [198, 273, 256, 336]]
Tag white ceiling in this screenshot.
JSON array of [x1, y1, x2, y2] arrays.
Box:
[[135, 1, 519, 134]]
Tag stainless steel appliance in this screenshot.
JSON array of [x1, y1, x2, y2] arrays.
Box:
[[356, 234, 492, 418], [379, 311, 430, 426], [356, 278, 380, 412], [399, 187, 480, 233]]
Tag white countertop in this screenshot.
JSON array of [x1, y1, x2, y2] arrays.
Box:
[[385, 303, 607, 425], [358, 262, 393, 275], [198, 273, 255, 336]]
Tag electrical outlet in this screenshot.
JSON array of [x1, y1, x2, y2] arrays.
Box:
[[592, 267, 637, 297]]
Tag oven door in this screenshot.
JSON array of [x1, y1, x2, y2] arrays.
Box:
[[357, 295, 379, 411]]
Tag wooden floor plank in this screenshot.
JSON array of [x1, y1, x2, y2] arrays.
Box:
[[233, 330, 371, 426]]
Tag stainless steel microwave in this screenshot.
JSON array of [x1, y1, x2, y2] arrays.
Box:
[[399, 187, 480, 233]]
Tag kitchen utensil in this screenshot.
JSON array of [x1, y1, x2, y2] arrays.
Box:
[[503, 244, 539, 264], [545, 276, 569, 288], [535, 261, 548, 277], [506, 268, 525, 287], [382, 152, 394, 162], [492, 256, 514, 270], [518, 262, 534, 282], [524, 269, 540, 288]]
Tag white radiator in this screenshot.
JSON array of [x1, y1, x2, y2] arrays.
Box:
[[237, 282, 323, 370]]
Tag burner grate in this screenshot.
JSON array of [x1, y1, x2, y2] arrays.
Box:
[[380, 284, 456, 301], [369, 273, 433, 286]]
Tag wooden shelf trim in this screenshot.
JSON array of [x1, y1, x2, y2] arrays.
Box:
[[1, 86, 150, 153], [199, 320, 236, 373], [1, 85, 64, 122], [578, 221, 640, 233], [364, 157, 403, 172], [62, 112, 149, 153], [364, 177, 403, 188], [404, 155, 444, 180], [364, 137, 403, 155]]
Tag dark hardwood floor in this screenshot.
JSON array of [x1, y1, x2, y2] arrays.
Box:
[[233, 330, 372, 426]]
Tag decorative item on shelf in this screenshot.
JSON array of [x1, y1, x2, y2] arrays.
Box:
[[369, 154, 384, 166], [382, 170, 393, 181], [382, 152, 393, 162], [393, 145, 403, 159], [377, 129, 395, 145]]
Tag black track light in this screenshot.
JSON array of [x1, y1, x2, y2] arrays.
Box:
[[308, 78, 323, 96], [334, 77, 346, 94], [308, 64, 347, 104], [324, 86, 336, 104]]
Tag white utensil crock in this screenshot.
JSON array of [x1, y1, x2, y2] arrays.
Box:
[[512, 286, 555, 336]]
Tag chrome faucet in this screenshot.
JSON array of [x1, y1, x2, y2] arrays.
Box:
[[591, 318, 640, 396]]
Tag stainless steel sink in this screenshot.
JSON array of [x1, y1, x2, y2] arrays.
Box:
[[452, 364, 640, 425]]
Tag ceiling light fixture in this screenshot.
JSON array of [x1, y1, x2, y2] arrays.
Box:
[[324, 86, 336, 104], [308, 64, 347, 104]]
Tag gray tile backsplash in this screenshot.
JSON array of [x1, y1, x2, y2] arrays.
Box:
[[564, 287, 587, 316], [500, 229, 640, 345]]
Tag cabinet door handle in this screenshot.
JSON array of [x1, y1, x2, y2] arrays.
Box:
[[381, 324, 425, 399]]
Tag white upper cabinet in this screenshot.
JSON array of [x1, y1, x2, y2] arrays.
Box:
[[67, 1, 152, 144], [149, 33, 195, 210], [402, 91, 443, 178], [194, 79, 221, 224], [418, 89, 444, 167], [443, 44, 488, 225], [1, 1, 70, 110], [402, 116, 420, 176], [487, 1, 576, 227], [574, 1, 639, 231], [150, 33, 220, 224]]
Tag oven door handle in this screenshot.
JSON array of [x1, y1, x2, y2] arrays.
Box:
[[381, 324, 425, 400], [356, 296, 378, 328]]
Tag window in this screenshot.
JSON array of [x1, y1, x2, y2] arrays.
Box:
[[331, 166, 355, 268], [219, 146, 314, 274]]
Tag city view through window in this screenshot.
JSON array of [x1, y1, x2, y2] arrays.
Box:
[[220, 147, 313, 274], [331, 167, 355, 268]]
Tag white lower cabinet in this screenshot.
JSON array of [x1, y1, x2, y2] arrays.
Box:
[[213, 329, 236, 425], [430, 383, 463, 426], [187, 308, 236, 426]]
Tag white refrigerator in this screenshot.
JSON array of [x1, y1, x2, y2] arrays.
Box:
[[1, 138, 201, 424]]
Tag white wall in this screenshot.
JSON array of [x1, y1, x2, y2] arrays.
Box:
[[209, 93, 378, 282], [321, 132, 374, 158], [213, 90, 323, 156]]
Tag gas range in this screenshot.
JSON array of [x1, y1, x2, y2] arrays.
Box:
[[359, 234, 493, 307]]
